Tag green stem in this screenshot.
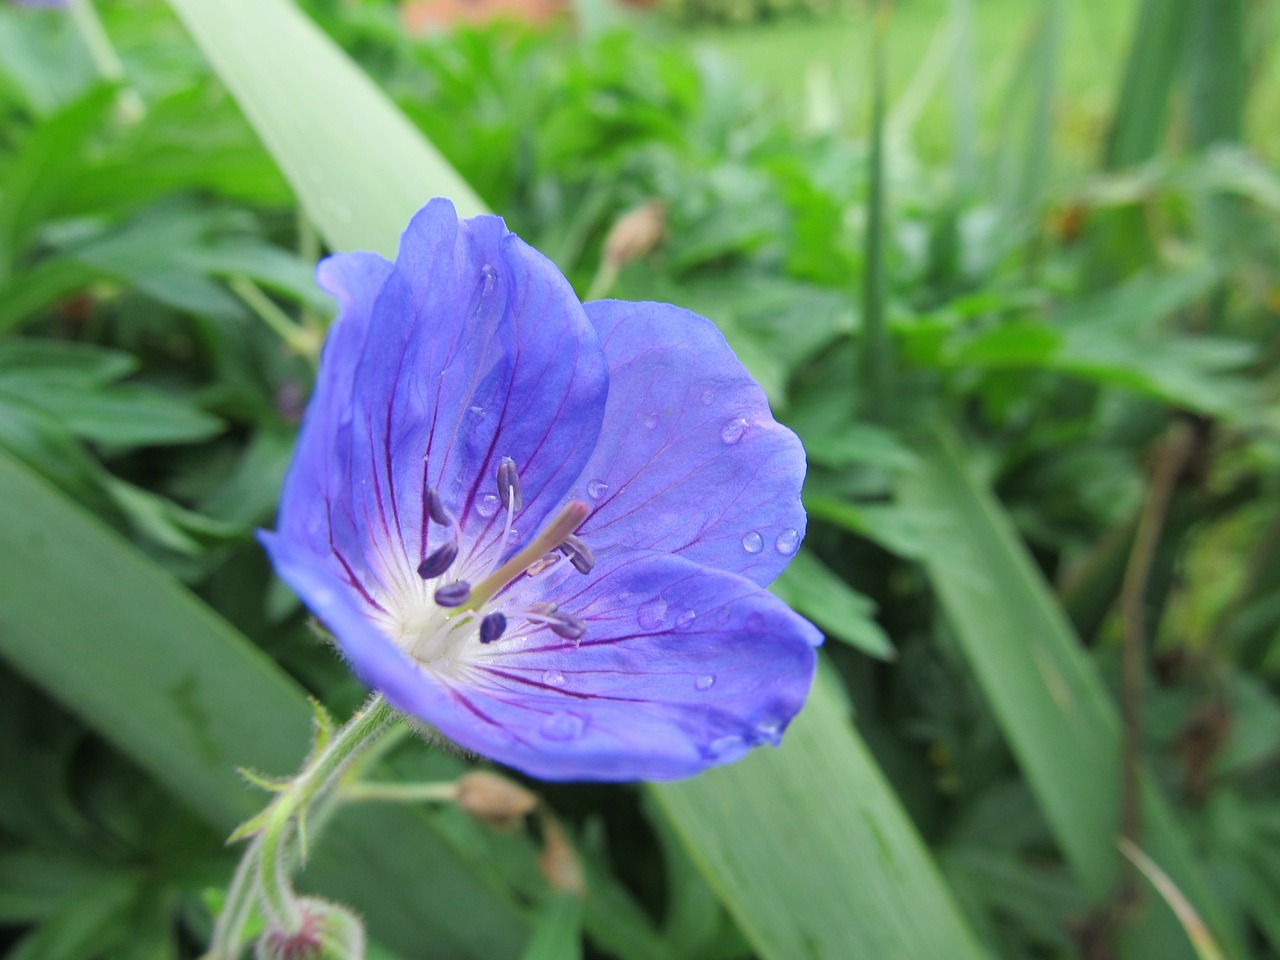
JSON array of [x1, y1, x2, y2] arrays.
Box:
[[204, 835, 262, 960], [229, 276, 321, 359], [253, 695, 396, 931], [64, 0, 144, 122], [344, 780, 459, 804]]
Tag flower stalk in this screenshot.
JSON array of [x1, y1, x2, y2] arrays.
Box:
[[206, 695, 396, 958]]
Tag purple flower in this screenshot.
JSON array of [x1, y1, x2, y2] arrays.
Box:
[[261, 199, 821, 781]]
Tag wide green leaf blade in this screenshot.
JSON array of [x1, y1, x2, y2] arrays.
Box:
[[162, 0, 485, 257], [898, 430, 1241, 959], [0, 448, 527, 958], [651, 670, 989, 960]]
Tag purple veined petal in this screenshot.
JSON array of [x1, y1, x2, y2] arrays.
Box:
[[263, 531, 819, 782], [454, 550, 821, 781], [259, 531, 463, 727], [342, 199, 608, 579], [276, 252, 393, 562], [568, 300, 807, 587]]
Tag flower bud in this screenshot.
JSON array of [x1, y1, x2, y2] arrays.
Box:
[[256, 898, 365, 960], [455, 770, 539, 831], [538, 814, 585, 898], [602, 200, 667, 269]]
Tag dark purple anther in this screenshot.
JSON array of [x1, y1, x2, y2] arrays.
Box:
[[479, 611, 507, 644], [557, 534, 594, 575], [425, 486, 451, 526], [417, 540, 458, 579], [496, 456, 523, 512], [547, 611, 587, 642], [434, 580, 472, 607]]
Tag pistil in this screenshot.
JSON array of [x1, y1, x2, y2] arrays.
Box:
[[466, 500, 590, 610]]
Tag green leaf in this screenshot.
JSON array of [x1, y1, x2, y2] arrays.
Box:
[[650, 668, 989, 960], [1106, 0, 1193, 168], [0, 449, 528, 958], [519, 894, 583, 960], [162, 0, 485, 257], [897, 429, 1242, 959], [0, 84, 114, 280], [771, 551, 895, 660]]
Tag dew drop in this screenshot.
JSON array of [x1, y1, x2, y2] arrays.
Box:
[[706, 734, 743, 759], [539, 712, 583, 741], [542, 669, 567, 687], [720, 417, 749, 445], [586, 479, 610, 500], [469, 404, 487, 419], [741, 531, 763, 554], [751, 717, 783, 746], [695, 674, 716, 691], [775, 528, 800, 555], [676, 609, 697, 628], [643, 411, 660, 430], [476, 493, 501, 518], [637, 597, 668, 630], [700, 385, 716, 406]]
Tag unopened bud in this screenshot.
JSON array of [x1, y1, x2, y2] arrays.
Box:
[[455, 771, 538, 831], [256, 898, 364, 960], [602, 200, 667, 268], [538, 814, 586, 898]]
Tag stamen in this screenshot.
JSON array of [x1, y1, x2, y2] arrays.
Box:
[[557, 533, 594, 575], [479, 611, 507, 644], [417, 540, 458, 579], [496, 457, 523, 513], [466, 501, 590, 610], [522, 603, 587, 642], [425, 485, 451, 526], [434, 580, 472, 607], [548, 612, 587, 642]]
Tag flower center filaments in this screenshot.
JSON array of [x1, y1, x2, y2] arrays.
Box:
[[369, 457, 594, 677]]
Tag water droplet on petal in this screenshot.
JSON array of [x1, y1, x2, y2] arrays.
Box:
[[720, 417, 749, 445], [643, 411, 659, 430], [637, 597, 668, 630], [695, 674, 716, 691], [469, 404, 487, 419], [677, 609, 697, 628], [716, 606, 732, 625], [751, 717, 783, 746], [706, 734, 743, 759], [476, 493, 501, 518], [539, 712, 583, 741], [775, 528, 800, 555], [700, 386, 716, 406], [586, 479, 609, 500], [542, 669, 567, 687], [741, 531, 763, 554]]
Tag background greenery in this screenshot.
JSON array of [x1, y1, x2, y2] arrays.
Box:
[[1, 0, 1278, 958]]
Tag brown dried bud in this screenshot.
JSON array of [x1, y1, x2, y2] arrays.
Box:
[[455, 771, 538, 831], [537, 813, 585, 898], [602, 200, 667, 269]]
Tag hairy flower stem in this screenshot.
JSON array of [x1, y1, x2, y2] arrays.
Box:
[[209, 695, 396, 954]]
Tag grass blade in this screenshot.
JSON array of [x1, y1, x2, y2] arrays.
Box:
[[860, 2, 891, 423], [162, 0, 485, 257], [898, 429, 1242, 959], [1105, 0, 1193, 168], [0, 449, 527, 958], [651, 669, 989, 960]]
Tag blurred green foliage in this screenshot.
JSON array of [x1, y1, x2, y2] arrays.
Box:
[[1, 0, 1279, 958]]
